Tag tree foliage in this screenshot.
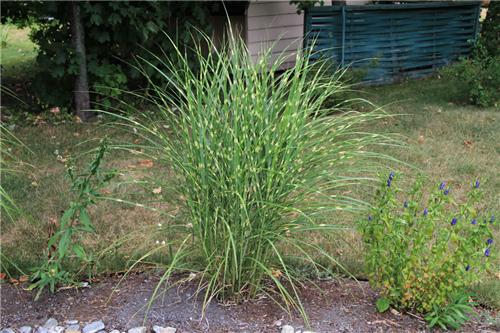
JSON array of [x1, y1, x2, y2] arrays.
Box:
[[2, 1, 213, 110], [481, 0, 499, 57]]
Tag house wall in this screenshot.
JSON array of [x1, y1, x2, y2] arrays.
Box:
[[210, 15, 246, 49], [246, 1, 304, 68]]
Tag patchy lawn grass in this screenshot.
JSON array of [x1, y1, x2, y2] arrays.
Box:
[[0, 23, 37, 75]]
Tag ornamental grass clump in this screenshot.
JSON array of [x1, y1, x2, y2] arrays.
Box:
[[119, 35, 398, 317], [360, 173, 496, 327]]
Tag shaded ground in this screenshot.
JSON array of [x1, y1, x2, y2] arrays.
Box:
[[1, 273, 498, 333]]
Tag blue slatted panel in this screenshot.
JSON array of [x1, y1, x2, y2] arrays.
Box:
[[304, 2, 481, 83]]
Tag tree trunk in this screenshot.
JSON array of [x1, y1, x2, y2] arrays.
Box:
[[70, 2, 91, 121]]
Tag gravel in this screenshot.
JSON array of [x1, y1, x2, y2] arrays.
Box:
[[281, 325, 295, 333], [1, 319, 315, 333], [43, 320, 58, 330], [152, 327, 176, 333], [127, 327, 146, 333], [82, 321, 105, 333]]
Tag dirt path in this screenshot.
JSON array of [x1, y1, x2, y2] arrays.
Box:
[[1, 273, 497, 332]]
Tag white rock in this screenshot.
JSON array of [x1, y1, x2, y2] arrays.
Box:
[[127, 328, 146, 333], [152, 326, 176, 333], [109, 330, 120, 333], [49, 327, 64, 333], [65, 325, 80, 333], [82, 321, 105, 333], [20, 327, 33, 333], [36, 327, 48, 333], [0, 328, 16, 333], [303, 331, 316, 333], [44, 319, 58, 329], [64, 321, 79, 326], [281, 325, 295, 333]]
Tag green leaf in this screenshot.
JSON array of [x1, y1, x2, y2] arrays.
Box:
[[60, 207, 75, 227], [73, 244, 87, 260], [375, 297, 391, 313], [90, 13, 103, 26], [79, 208, 93, 230]]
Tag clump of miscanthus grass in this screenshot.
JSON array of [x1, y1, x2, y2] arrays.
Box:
[[0, 122, 31, 220], [109, 33, 400, 321]]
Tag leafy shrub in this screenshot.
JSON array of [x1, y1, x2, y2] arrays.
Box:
[[121, 35, 396, 318], [441, 4, 500, 109], [442, 44, 500, 108], [481, 1, 499, 58], [29, 139, 116, 299], [2, 2, 212, 110], [360, 173, 496, 328]]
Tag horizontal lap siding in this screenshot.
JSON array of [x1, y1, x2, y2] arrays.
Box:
[[246, 1, 304, 69], [305, 2, 481, 83]]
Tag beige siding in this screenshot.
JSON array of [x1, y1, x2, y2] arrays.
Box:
[[246, 1, 304, 68]]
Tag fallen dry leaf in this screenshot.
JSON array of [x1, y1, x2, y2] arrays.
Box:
[[19, 275, 29, 283], [417, 135, 425, 144], [10, 278, 19, 285], [152, 187, 162, 194], [50, 107, 60, 114], [101, 188, 112, 195], [56, 155, 67, 164], [138, 159, 154, 168], [463, 140, 474, 148], [271, 269, 282, 279], [0, 272, 6, 280], [74, 116, 83, 123]]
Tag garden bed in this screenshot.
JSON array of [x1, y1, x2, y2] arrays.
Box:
[[1, 273, 497, 332]]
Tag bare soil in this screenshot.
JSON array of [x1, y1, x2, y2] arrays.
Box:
[[1, 273, 497, 333]]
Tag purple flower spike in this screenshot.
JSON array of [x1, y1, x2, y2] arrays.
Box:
[[389, 172, 395, 180], [439, 182, 446, 190], [471, 219, 477, 225], [444, 188, 450, 195], [485, 248, 490, 257], [474, 180, 480, 189], [423, 208, 428, 216], [403, 201, 408, 208], [368, 215, 372, 221], [487, 238, 493, 245], [451, 217, 457, 226], [465, 264, 470, 271], [491, 215, 495, 223]]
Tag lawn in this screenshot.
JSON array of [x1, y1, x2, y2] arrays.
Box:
[[0, 23, 37, 73], [1, 22, 499, 318]]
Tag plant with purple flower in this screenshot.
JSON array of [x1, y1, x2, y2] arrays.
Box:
[[474, 179, 480, 189], [361, 174, 496, 322], [386, 172, 395, 187]]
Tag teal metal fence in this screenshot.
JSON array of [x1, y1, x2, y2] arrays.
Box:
[[304, 1, 481, 83]]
